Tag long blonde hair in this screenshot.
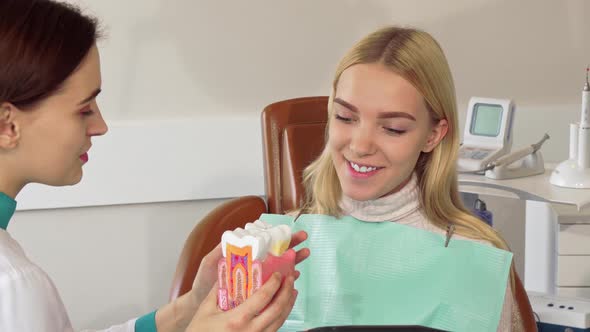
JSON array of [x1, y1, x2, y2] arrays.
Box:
[[302, 26, 515, 285]]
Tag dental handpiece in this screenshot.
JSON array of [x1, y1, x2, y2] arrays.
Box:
[[489, 133, 550, 168]]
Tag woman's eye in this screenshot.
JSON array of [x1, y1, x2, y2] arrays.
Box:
[[384, 127, 406, 135], [80, 109, 94, 116], [335, 114, 353, 123]]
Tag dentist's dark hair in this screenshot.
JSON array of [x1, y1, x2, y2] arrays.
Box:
[[0, 0, 100, 110]]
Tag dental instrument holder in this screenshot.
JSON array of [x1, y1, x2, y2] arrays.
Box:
[[484, 134, 548, 180], [484, 151, 545, 180], [550, 68, 590, 188]]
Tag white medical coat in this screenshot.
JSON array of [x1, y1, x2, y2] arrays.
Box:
[[0, 229, 137, 332]]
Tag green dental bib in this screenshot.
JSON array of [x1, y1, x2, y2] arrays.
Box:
[[260, 214, 512, 332]]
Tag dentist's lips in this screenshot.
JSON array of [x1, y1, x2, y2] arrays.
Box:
[[80, 152, 89, 163]]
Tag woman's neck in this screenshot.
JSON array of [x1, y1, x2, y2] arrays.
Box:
[[0, 173, 25, 199], [378, 175, 413, 198], [340, 173, 421, 222]]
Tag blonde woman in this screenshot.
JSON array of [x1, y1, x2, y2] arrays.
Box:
[[301, 26, 523, 331]]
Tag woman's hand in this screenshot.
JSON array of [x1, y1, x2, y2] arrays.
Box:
[[190, 230, 310, 309], [190, 242, 223, 310], [187, 272, 297, 332], [290, 230, 312, 265]]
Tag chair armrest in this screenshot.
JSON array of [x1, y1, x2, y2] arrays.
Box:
[[169, 195, 267, 300], [514, 274, 538, 331]]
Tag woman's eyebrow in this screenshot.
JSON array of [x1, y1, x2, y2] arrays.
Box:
[[377, 111, 416, 121], [334, 97, 416, 121], [334, 97, 357, 112], [77, 88, 101, 106]]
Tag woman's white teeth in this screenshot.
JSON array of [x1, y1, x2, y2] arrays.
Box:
[[350, 161, 377, 173]]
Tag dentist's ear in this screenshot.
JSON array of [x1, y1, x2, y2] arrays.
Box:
[[422, 119, 448, 153], [0, 102, 20, 150]]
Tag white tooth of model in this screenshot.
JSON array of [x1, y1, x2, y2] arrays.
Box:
[[233, 228, 248, 237], [221, 227, 248, 256], [244, 223, 257, 231], [267, 225, 292, 256], [221, 223, 291, 259], [255, 220, 271, 229], [247, 229, 271, 260], [221, 230, 266, 261], [245, 220, 271, 231]]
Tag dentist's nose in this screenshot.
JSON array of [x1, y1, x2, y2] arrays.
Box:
[[88, 104, 108, 137]]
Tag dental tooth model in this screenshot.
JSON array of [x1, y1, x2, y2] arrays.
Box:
[[217, 220, 295, 311]]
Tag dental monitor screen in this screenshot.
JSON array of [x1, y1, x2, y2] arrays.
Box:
[[458, 97, 514, 173], [471, 104, 503, 137]]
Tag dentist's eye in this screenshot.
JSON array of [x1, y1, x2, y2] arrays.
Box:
[[80, 108, 94, 116], [335, 114, 353, 123]]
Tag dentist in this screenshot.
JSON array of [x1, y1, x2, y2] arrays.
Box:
[[0, 0, 309, 331]]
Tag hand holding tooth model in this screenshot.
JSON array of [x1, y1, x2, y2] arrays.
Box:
[[217, 220, 295, 311]]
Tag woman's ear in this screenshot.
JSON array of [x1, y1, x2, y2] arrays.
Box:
[[0, 103, 21, 149], [422, 119, 448, 153]]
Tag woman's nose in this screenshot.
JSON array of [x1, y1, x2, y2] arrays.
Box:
[[349, 125, 376, 157], [88, 105, 108, 137]]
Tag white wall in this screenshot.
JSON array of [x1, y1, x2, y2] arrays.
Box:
[[8, 0, 589, 329], [85, 0, 590, 121]]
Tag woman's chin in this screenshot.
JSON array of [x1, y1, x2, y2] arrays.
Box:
[[68, 174, 83, 186], [42, 173, 83, 187], [342, 189, 380, 202]]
